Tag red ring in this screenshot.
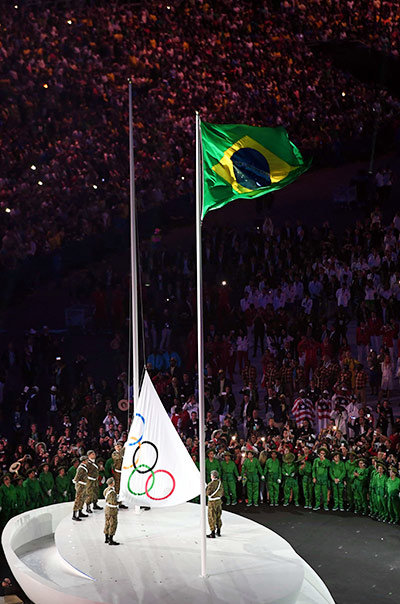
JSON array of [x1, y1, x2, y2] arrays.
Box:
[[145, 469, 176, 500]]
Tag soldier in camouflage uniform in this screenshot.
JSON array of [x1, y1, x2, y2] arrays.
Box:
[[72, 455, 89, 521], [112, 441, 128, 509], [104, 477, 120, 545], [85, 450, 102, 513], [206, 470, 224, 538]]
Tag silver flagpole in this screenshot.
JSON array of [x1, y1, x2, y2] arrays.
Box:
[[195, 111, 207, 577], [129, 80, 140, 413]]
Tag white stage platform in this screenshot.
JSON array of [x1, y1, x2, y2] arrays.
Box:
[[2, 502, 334, 604]]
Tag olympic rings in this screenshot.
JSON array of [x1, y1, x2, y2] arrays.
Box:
[[132, 441, 158, 474], [128, 413, 145, 446], [127, 464, 155, 496], [145, 469, 176, 501]]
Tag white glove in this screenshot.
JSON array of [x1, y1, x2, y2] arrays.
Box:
[[63, 491, 67, 497], [277, 479, 281, 484], [261, 476, 265, 480], [238, 476, 242, 481], [290, 473, 295, 477], [47, 490, 52, 496]]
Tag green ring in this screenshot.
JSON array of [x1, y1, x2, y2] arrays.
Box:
[[128, 464, 155, 496]]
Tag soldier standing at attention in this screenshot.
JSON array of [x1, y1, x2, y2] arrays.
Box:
[[104, 477, 120, 545], [206, 470, 224, 538], [72, 455, 89, 521], [112, 441, 128, 509], [85, 450, 103, 514]]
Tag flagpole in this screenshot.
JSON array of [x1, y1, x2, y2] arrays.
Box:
[[129, 80, 140, 413], [195, 111, 207, 578]]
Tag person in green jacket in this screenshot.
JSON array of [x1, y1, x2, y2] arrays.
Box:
[[386, 466, 400, 524], [282, 451, 299, 506], [241, 450, 263, 507], [55, 467, 70, 503], [330, 451, 346, 511], [368, 458, 378, 519], [97, 458, 107, 500], [374, 462, 388, 521], [345, 452, 357, 512], [39, 463, 55, 506], [265, 450, 281, 506], [23, 468, 43, 509], [0, 474, 18, 525], [220, 452, 239, 505], [353, 458, 369, 515], [104, 456, 114, 480], [312, 447, 330, 511], [298, 447, 313, 509], [206, 449, 221, 485], [13, 476, 28, 515], [67, 458, 79, 501]]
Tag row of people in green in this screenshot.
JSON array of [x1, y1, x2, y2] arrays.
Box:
[[205, 447, 400, 519]]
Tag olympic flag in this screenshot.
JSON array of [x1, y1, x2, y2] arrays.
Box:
[[119, 371, 201, 507]]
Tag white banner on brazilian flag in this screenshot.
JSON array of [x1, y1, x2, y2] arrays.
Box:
[[120, 371, 201, 507]]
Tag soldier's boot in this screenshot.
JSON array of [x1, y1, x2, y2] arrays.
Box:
[[72, 511, 81, 522], [216, 528, 221, 537], [109, 536, 120, 545], [105, 534, 109, 543], [206, 531, 216, 539], [86, 504, 93, 514], [79, 510, 88, 518], [119, 503, 128, 509], [93, 503, 103, 510]]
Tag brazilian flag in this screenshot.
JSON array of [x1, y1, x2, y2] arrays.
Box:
[[201, 122, 311, 218]]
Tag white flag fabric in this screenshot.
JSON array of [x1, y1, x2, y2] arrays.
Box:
[[120, 371, 201, 507]]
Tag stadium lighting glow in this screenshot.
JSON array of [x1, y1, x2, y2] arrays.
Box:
[[14, 4, 18, 8], [38, 181, 43, 186], [5, 208, 11, 214], [167, 5, 171, 9], [67, 20, 72, 25], [92, 184, 98, 189], [342, 91, 346, 97], [181, 176, 185, 180], [221, 280, 227, 286], [145, 283, 150, 287], [43, 84, 48, 89], [30, 165, 36, 170]]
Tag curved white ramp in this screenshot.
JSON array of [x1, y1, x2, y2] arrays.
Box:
[[2, 502, 334, 604]]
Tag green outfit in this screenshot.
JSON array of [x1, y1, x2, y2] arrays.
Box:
[[386, 476, 400, 524], [0, 483, 18, 524], [55, 474, 70, 503], [298, 458, 313, 508], [220, 459, 239, 505], [368, 467, 378, 517], [329, 460, 346, 511], [312, 457, 330, 510], [353, 467, 368, 514], [375, 472, 387, 520], [265, 457, 281, 505], [241, 457, 263, 505], [345, 458, 357, 510], [67, 465, 78, 501], [15, 483, 28, 514], [104, 457, 114, 479], [206, 458, 221, 484], [23, 476, 43, 510], [39, 470, 55, 506], [282, 461, 299, 505]]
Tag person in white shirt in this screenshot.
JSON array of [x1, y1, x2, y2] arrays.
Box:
[[240, 292, 250, 313], [336, 285, 351, 308], [301, 294, 313, 315]]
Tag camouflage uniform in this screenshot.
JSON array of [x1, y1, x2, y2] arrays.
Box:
[[73, 463, 88, 512], [104, 485, 119, 536], [85, 459, 99, 505], [112, 447, 124, 494], [206, 478, 224, 532]]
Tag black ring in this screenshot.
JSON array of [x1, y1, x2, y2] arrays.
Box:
[[132, 441, 158, 474]]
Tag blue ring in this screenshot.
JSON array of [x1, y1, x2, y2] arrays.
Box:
[[128, 412, 145, 446]]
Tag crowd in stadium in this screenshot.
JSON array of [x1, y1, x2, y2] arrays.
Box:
[[1, 0, 400, 269], [1, 198, 400, 525]]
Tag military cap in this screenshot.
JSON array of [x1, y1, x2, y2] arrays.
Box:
[[106, 477, 115, 485], [210, 470, 219, 478], [86, 450, 95, 456], [80, 455, 88, 462]]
